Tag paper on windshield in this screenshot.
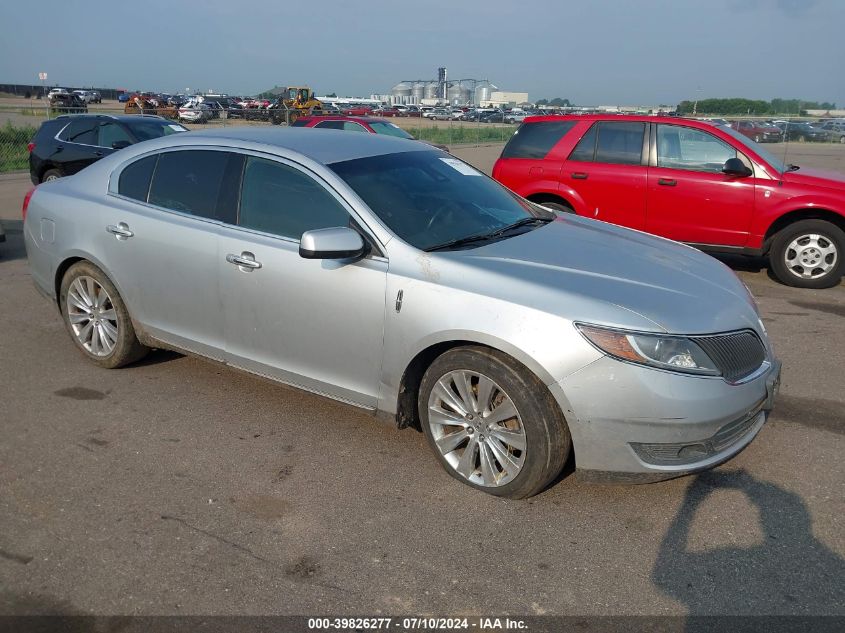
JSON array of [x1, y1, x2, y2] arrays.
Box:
[[439, 157, 482, 176]]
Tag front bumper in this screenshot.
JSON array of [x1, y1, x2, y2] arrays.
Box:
[[549, 356, 780, 482]]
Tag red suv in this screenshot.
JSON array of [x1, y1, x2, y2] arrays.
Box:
[[291, 116, 449, 151], [493, 115, 845, 288]]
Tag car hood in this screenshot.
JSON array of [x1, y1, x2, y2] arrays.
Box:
[[433, 216, 761, 335], [781, 167, 845, 190]]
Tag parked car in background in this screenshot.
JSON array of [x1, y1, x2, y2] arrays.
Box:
[[47, 88, 70, 99], [117, 92, 130, 103], [819, 120, 845, 144], [49, 93, 88, 114], [178, 102, 211, 123], [505, 111, 530, 124], [730, 120, 782, 143], [493, 114, 845, 288], [480, 111, 506, 124], [23, 127, 781, 498], [777, 122, 830, 143], [73, 90, 94, 103], [291, 115, 449, 151], [342, 104, 373, 116], [28, 114, 187, 184], [372, 106, 402, 117], [428, 109, 453, 121]]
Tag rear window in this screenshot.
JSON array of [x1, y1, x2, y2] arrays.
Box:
[[148, 150, 230, 219], [501, 121, 576, 159], [34, 119, 67, 142]]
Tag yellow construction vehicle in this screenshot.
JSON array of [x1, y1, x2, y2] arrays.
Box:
[[268, 86, 323, 125]]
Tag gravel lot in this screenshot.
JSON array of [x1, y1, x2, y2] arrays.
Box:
[[0, 140, 843, 619]]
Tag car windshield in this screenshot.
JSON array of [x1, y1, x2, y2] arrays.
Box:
[[368, 121, 414, 139], [127, 120, 188, 141], [716, 124, 786, 174], [330, 150, 551, 251]]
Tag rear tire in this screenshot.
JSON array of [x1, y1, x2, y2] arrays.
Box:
[[419, 346, 571, 499], [769, 220, 844, 289], [59, 261, 149, 368], [42, 169, 63, 183]]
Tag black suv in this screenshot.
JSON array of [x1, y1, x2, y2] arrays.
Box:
[[29, 115, 188, 184]]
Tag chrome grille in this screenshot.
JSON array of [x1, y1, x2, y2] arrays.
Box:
[[692, 331, 766, 383]]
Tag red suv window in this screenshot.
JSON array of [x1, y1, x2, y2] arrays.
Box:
[[501, 121, 576, 159], [569, 121, 645, 165]]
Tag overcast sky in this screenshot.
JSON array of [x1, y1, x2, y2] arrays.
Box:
[[2, 0, 842, 106]]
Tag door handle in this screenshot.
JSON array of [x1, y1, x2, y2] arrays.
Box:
[[571, 172, 588, 180], [106, 223, 134, 240], [226, 252, 262, 271], [94, 151, 103, 157], [658, 178, 677, 186]]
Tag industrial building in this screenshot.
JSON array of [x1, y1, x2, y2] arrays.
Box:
[[388, 68, 528, 107]]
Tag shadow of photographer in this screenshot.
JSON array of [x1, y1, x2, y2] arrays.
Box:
[[652, 470, 844, 630]]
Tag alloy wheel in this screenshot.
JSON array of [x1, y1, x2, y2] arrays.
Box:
[[66, 276, 119, 357], [427, 370, 526, 487], [784, 233, 838, 280]]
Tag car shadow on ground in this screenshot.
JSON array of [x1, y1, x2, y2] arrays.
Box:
[[652, 470, 845, 630]]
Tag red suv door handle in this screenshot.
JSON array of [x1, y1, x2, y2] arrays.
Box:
[[658, 178, 677, 186], [571, 172, 588, 180]]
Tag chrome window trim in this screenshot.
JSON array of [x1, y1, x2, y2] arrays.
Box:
[[54, 116, 124, 150]]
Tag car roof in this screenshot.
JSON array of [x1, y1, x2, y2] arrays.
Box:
[[301, 116, 394, 125], [182, 127, 430, 164], [53, 114, 173, 123], [523, 114, 726, 129]]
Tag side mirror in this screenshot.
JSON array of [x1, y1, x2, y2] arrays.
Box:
[[112, 140, 132, 150], [722, 157, 752, 177], [299, 226, 366, 260]]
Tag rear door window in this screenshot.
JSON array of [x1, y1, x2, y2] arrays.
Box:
[[58, 118, 99, 145], [148, 150, 230, 219], [501, 121, 576, 159], [593, 122, 646, 165]]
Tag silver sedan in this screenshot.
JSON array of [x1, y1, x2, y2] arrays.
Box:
[[23, 128, 780, 498]]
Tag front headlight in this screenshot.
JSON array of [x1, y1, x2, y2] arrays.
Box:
[[576, 324, 720, 376]]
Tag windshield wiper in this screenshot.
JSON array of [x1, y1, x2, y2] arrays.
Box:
[[787, 164, 800, 171], [424, 233, 501, 252], [424, 217, 552, 252], [485, 216, 552, 238]]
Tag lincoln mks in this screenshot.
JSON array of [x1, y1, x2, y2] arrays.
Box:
[[24, 129, 780, 498]]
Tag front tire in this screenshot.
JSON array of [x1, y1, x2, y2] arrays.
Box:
[[60, 261, 149, 368], [769, 220, 844, 288], [419, 346, 571, 499]]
